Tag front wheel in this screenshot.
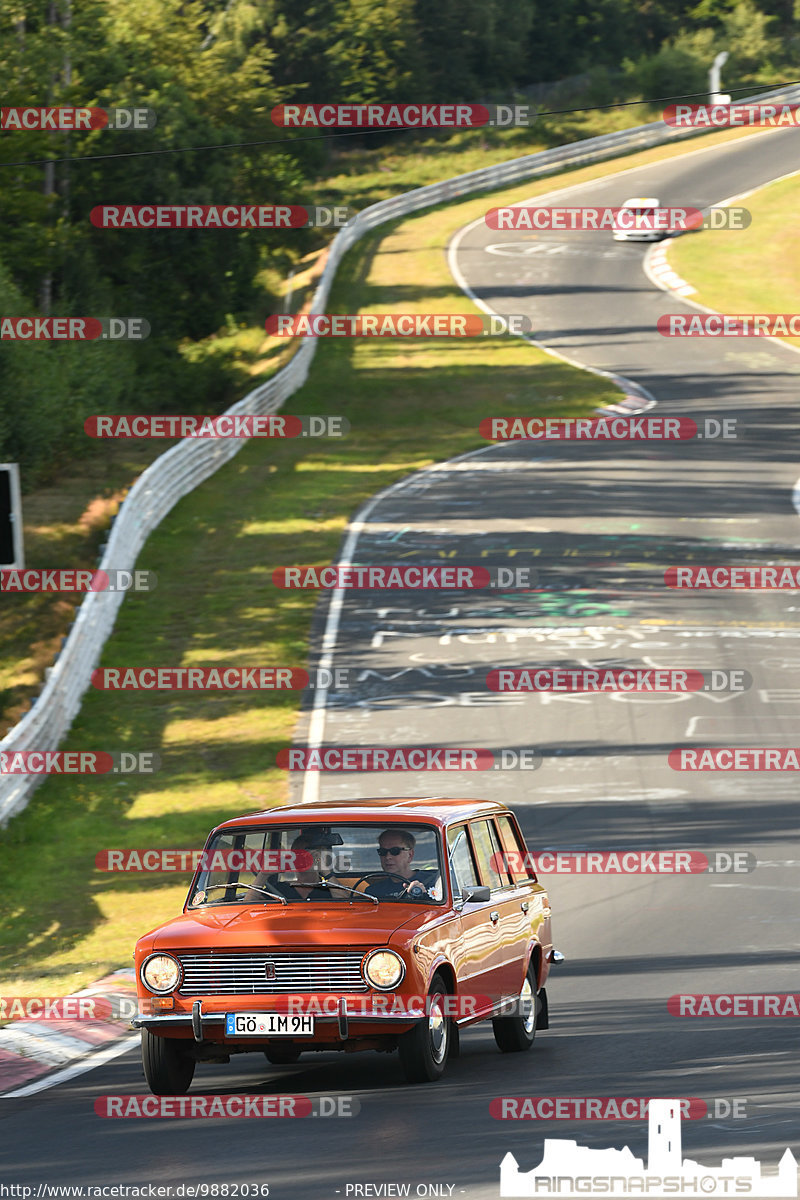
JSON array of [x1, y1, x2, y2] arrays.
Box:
[[492, 963, 538, 1053], [141, 1029, 196, 1094], [398, 972, 451, 1083]]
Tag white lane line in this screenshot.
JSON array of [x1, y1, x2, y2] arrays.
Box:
[[414, 459, 548, 471], [1, 1033, 139, 1098], [711, 884, 800, 891], [447, 218, 656, 412], [300, 443, 502, 804]]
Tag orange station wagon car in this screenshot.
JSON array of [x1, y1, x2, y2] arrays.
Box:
[[133, 797, 560, 1092]]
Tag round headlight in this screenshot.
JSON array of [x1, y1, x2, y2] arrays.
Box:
[[141, 953, 182, 994], [364, 949, 405, 990]]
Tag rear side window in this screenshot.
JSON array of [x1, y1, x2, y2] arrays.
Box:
[[470, 819, 509, 891], [447, 826, 480, 897], [495, 814, 536, 884]]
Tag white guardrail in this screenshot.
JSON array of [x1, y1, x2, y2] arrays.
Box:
[[3, 82, 799, 825]]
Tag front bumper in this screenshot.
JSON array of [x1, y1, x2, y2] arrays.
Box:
[[613, 230, 664, 241], [133, 997, 426, 1042], [133, 989, 530, 1041]]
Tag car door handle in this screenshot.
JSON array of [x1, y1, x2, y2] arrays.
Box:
[[489, 910, 499, 924], [520, 901, 529, 913]]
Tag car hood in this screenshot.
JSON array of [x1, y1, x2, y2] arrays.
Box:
[[147, 904, 416, 951]]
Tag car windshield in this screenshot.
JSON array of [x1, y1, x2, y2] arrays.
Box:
[[618, 206, 655, 220], [187, 822, 445, 906]]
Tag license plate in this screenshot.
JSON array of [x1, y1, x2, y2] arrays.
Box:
[[225, 1013, 315, 1037]]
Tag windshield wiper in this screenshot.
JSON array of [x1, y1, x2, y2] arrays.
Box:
[[199, 882, 288, 906], [317, 877, 378, 905]]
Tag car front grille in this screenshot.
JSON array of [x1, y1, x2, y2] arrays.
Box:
[[177, 951, 368, 996]]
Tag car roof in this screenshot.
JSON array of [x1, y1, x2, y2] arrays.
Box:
[[621, 196, 659, 207], [214, 796, 513, 832]]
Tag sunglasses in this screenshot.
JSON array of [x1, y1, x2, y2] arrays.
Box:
[[377, 846, 408, 856]]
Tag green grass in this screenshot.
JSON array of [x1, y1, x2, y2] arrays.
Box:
[[0, 118, 768, 998], [668, 162, 800, 347]]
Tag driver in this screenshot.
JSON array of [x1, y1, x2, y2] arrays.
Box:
[[365, 829, 440, 900]]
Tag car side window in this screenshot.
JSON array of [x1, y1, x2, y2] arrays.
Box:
[[470, 819, 510, 891], [494, 815, 536, 884], [447, 826, 480, 898]]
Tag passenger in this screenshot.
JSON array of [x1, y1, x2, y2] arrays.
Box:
[[246, 834, 337, 902]]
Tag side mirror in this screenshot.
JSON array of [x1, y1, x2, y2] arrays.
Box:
[[461, 885, 491, 903]]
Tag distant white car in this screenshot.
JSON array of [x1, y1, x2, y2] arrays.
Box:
[[612, 197, 666, 241]]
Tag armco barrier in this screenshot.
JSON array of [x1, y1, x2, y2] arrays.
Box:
[[2, 82, 798, 825]]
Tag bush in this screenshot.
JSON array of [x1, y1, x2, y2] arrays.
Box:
[[0, 253, 139, 488], [624, 41, 709, 103]]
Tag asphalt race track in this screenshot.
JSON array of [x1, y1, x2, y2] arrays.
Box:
[[3, 127, 800, 1198]]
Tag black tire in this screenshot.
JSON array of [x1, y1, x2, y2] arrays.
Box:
[[398, 972, 451, 1083], [141, 1030, 196, 1095], [264, 1045, 302, 1065], [492, 962, 538, 1053]]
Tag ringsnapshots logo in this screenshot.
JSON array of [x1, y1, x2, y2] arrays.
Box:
[[498, 1098, 798, 1197], [1, 106, 156, 131], [479, 417, 736, 441], [271, 102, 534, 128], [0, 317, 149, 340], [266, 313, 531, 337], [1, 568, 156, 592], [91, 205, 354, 229], [84, 415, 348, 438]]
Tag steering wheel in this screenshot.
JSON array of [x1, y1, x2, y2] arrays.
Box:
[[352, 871, 427, 897]]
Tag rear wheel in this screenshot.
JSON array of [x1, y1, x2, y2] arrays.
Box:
[[492, 963, 537, 1053], [398, 972, 451, 1083], [264, 1045, 302, 1065], [141, 1030, 196, 1094]]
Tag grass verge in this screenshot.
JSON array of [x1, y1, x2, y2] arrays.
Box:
[[667, 167, 800, 348]]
